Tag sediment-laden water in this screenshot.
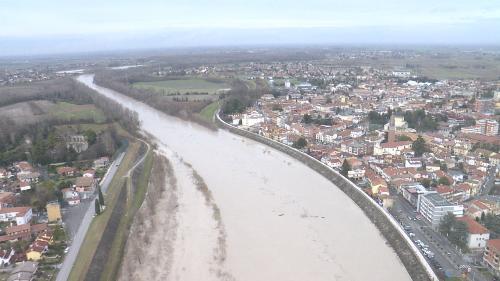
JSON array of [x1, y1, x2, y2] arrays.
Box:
[[78, 74, 411, 281]]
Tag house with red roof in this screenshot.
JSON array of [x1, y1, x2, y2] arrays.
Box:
[[56, 166, 76, 177], [466, 200, 495, 219], [457, 216, 490, 250], [0, 207, 32, 225]]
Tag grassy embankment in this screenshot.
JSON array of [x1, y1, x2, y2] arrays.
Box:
[[67, 137, 153, 281], [198, 100, 220, 122], [99, 146, 153, 281]]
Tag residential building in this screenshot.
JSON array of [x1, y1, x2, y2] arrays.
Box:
[[373, 141, 412, 156], [401, 183, 434, 208], [347, 169, 365, 181], [405, 158, 422, 168], [418, 193, 463, 227], [74, 177, 97, 196], [242, 111, 265, 126], [26, 240, 48, 261], [93, 157, 110, 169], [64, 135, 88, 153], [484, 239, 500, 275], [458, 216, 490, 250], [476, 98, 494, 114], [0, 207, 32, 225], [0, 192, 15, 208], [56, 166, 76, 177], [462, 119, 499, 136], [82, 169, 96, 178], [341, 141, 367, 156]]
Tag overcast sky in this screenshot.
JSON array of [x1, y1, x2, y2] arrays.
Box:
[[1, 0, 499, 55]]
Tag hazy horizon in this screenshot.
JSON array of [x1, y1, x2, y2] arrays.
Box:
[[1, 0, 499, 56]]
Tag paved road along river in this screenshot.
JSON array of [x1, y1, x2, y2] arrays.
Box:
[[77, 74, 411, 281]]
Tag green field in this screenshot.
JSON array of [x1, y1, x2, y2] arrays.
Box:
[[133, 78, 230, 95], [198, 101, 220, 122], [48, 102, 107, 123]]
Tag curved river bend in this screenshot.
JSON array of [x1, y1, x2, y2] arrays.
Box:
[[78, 74, 411, 281]]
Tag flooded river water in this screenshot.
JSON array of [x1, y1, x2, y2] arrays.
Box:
[[78, 74, 411, 281]]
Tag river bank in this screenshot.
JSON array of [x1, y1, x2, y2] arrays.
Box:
[[78, 74, 414, 281], [214, 112, 437, 281]]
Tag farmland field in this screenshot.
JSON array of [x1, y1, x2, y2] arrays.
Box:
[[0, 100, 106, 125], [48, 102, 106, 123], [132, 78, 230, 95]]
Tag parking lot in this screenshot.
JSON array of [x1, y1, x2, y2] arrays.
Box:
[[61, 199, 93, 241]]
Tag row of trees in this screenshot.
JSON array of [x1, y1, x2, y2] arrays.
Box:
[[411, 135, 427, 157], [95, 186, 105, 215], [222, 79, 269, 115], [301, 114, 333, 126], [292, 137, 307, 149], [0, 78, 93, 108], [368, 110, 392, 125], [403, 109, 443, 132], [368, 109, 444, 132]]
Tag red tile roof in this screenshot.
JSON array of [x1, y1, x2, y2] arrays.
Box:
[[487, 239, 500, 252], [458, 216, 489, 235]]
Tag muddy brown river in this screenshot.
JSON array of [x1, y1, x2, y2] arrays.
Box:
[[78, 74, 411, 281]]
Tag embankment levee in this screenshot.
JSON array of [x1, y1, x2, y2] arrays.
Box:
[[215, 112, 438, 281]]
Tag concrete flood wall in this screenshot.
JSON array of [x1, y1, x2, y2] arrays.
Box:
[[215, 113, 438, 281]]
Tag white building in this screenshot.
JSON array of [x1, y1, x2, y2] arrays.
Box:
[[392, 70, 411, 78], [0, 207, 32, 225], [242, 112, 265, 127], [348, 169, 365, 181], [315, 130, 337, 144], [401, 183, 435, 208], [418, 193, 463, 227], [373, 141, 412, 156], [405, 158, 422, 168], [458, 216, 490, 250]]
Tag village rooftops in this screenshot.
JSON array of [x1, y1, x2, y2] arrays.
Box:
[[380, 141, 412, 148]]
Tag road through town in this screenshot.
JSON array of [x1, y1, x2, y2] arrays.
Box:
[[56, 152, 125, 281]]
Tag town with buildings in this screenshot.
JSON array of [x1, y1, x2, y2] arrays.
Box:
[[0, 150, 112, 280], [219, 62, 500, 280]]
